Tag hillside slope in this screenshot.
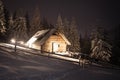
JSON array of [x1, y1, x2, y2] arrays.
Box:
[[0, 43, 120, 80]]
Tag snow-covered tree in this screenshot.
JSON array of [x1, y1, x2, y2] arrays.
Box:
[[90, 27, 112, 62], [29, 7, 41, 37], [7, 9, 29, 42], [0, 0, 6, 33], [56, 14, 64, 33], [63, 18, 70, 39], [13, 9, 25, 19], [8, 16, 28, 42], [8, 14, 14, 29], [55, 15, 81, 52], [7, 14, 14, 40], [91, 39, 112, 62], [69, 17, 81, 52], [25, 12, 30, 37]]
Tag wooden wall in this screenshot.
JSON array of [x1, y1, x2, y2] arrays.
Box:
[[42, 34, 67, 52]]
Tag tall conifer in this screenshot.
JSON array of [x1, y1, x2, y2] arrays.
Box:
[[0, 0, 6, 33]]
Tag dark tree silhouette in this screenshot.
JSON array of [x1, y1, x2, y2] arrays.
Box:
[[8, 9, 28, 42], [110, 25, 120, 65], [56, 14, 64, 33], [7, 14, 14, 40], [56, 15, 81, 53], [0, 0, 6, 33], [41, 17, 54, 29], [25, 12, 30, 38], [9, 17, 28, 42], [63, 18, 70, 39], [69, 17, 81, 52], [90, 27, 112, 62], [29, 7, 41, 37], [0, 0, 8, 42], [81, 31, 91, 54]]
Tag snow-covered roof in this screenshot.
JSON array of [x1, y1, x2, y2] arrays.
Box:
[[26, 29, 71, 46], [39, 29, 56, 45], [26, 29, 49, 46], [58, 33, 71, 45], [39, 29, 71, 45], [32, 29, 49, 38]]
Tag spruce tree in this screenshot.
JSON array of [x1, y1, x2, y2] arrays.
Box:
[[56, 15, 81, 52], [29, 7, 41, 37], [90, 27, 112, 62], [91, 39, 112, 62], [69, 17, 81, 52], [13, 17, 28, 41], [0, 0, 6, 33], [25, 12, 30, 38], [7, 14, 14, 40], [41, 17, 54, 29], [16, 17, 28, 41], [56, 14, 64, 33], [110, 25, 120, 64], [81, 31, 91, 54], [8, 11, 28, 42], [63, 18, 70, 39]]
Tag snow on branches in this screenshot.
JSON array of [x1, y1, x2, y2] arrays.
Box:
[[91, 39, 112, 62]]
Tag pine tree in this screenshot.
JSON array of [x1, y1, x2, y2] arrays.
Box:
[[110, 25, 120, 65], [25, 12, 30, 38], [56, 15, 81, 52], [8, 8, 29, 41], [56, 14, 64, 33], [0, 0, 6, 33], [29, 7, 41, 37], [8, 11, 28, 42], [90, 27, 107, 41], [41, 17, 54, 29], [81, 31, 91, 54], [15, 17, 28, 41], [69, 17, 81, 52], [91, 39, 112, 62], [90, 27, 112, 62], [63, 18, 72, 51], [63, 18, 70, 39], [7, 14, 14, 40]]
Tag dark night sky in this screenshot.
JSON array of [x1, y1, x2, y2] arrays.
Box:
[[3, 0, 120, 35]]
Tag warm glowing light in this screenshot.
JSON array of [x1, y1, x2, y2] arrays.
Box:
[[11, 39, 16, 43], [26, 37, 37, 47], [19, 41, 24, 44], [53, 42, 59, 52]]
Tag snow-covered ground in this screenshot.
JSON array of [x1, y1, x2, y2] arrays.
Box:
[[0, 43, 80, 62], [0, 43, 120, 80]]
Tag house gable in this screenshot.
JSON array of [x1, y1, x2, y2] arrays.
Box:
[[26, 29, 71, 52], [42, 33, 68, 52]]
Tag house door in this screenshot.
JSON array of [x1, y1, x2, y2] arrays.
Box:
[[52, 42, 59, 52]]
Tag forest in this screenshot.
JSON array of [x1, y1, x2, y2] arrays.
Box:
[[0, 0, 120, 66]]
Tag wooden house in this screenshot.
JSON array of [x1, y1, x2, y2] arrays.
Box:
[[26, 29, 71, 53]]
